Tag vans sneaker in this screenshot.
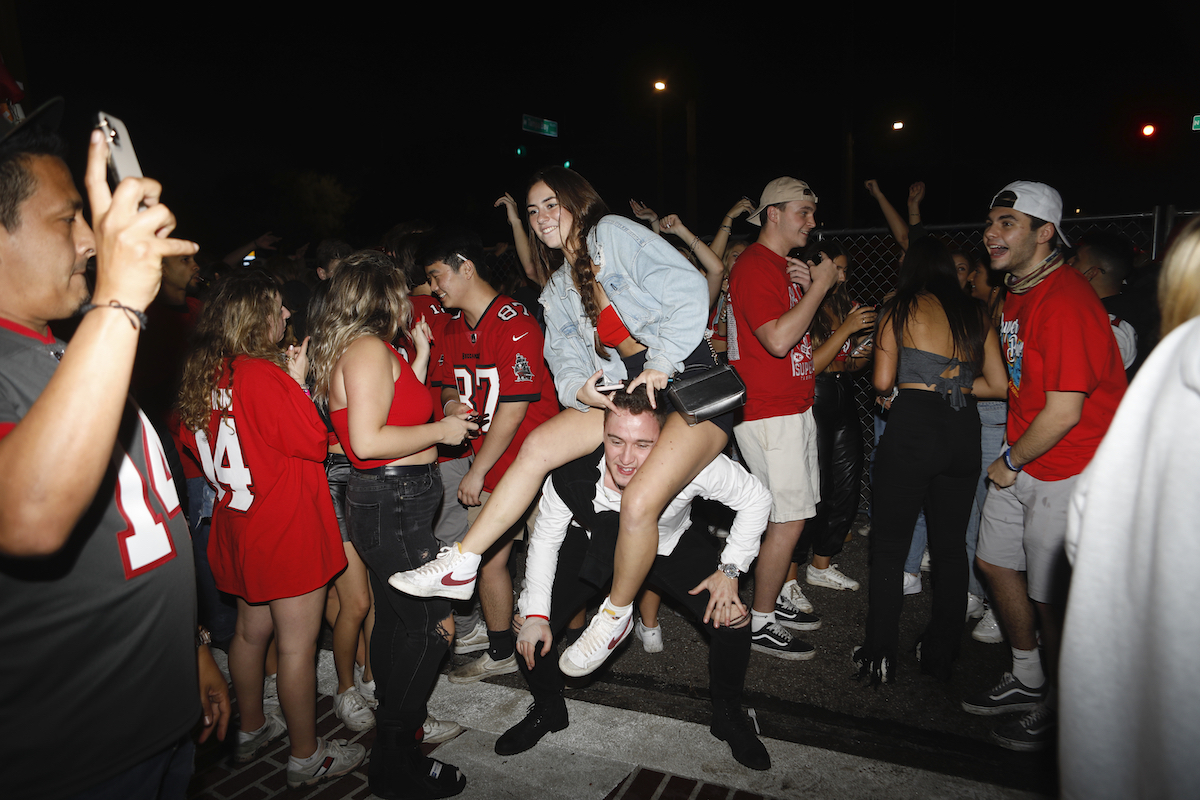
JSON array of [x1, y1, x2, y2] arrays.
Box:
[[962, 672, 1045, 716], [751, 621, 816, 661]]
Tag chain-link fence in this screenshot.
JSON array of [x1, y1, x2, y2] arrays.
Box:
[[811, 206, 1197, 516]]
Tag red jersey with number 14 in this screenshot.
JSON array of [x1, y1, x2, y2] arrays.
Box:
[[435, 295, 558, 492], [187, 355, 345, 602]]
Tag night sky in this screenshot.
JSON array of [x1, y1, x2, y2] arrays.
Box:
[[8, 5, 1198, 260]]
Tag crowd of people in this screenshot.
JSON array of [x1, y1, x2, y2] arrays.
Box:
[[1, 95, 1195, 800]]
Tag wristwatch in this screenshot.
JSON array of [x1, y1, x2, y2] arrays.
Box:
[[719, 563, 741, 580]]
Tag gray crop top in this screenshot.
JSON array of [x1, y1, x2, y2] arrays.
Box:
[[897, 347, 976, 410]]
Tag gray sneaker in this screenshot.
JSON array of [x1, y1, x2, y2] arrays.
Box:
[[234, 706, 287, 763], [453, 620, 489, 654], [448, 651, 518, 684]]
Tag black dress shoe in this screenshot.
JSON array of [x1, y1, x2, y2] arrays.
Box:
[[709, 703, 770, 770], [494, 698, 569, 756]]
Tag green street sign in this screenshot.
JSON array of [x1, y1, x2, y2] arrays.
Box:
[[1193, 114, 1200, 131], [522, 114, 558, 138]]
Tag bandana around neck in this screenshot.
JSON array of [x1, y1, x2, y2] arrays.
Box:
[[1005, 250, 1064, 295]]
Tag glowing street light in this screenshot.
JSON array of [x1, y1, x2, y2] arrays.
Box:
[[1142, 123, 1155, 137], [654, 80, 666, 92], [892, 121, 904, 130]]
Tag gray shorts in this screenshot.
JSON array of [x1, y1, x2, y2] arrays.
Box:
[[977, 471, 1077, 604]]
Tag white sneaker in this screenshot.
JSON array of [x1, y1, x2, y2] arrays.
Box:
[[448, 651, 518, 684], [972, 607, 1004, 643], [423, 713, 463, 744], [635, 619, 663, 653], [903, 572, 922, 596], [262, 673, 279, 708], [965, 593, 986, 621], [234, 706, 287, 763], [353, 663, 377, 708], [559, 599, 634, 677], [334, 687, 376, 732], [780, 580, 813, 614], [453, 619, 489, 654], [387, 543, 481, 601], [806, 564, 860, 591], [286, 737, 365, 789], [920, 548, 931, 572]]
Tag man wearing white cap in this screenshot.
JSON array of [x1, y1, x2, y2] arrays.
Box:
[[725, 177, 836, 660], [961, 181, 1126, 751]]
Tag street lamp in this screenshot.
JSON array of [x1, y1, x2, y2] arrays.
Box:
[[892, 121, 904, 131]]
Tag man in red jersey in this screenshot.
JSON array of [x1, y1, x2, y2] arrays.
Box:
[[962, 181, 1126, 752], [417, 228, 558, 683], [726, 177, 836, 660]]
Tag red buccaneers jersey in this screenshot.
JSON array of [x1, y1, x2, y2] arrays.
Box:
[[187, 356, 345, 602], [435, 295, 558, 492]]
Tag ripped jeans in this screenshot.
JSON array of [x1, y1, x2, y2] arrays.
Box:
[[347, 463, 449, 731]]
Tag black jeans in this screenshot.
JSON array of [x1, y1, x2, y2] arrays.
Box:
[[863, 390, 980, 674], [799, 371, 864, 560], [347, 464, 449, 731], [522, 521, 750, 708]]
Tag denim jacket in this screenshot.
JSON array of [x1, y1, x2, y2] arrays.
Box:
[[539, 215, 709, 411]]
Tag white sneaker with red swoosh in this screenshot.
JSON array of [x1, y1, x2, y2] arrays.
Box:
[[388, 543, 482, 600], [559, 598, 634, 677]]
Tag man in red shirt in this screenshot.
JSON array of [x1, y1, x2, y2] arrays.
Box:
[[418, 228, 558, 683], [962, 181, 1126, 751], [727, 177, 836, 660]]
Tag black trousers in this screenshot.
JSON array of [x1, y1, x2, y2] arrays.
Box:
[[863, 390, 980, 673], [521, 522, 750, 708], [798, 371, 865, 560]]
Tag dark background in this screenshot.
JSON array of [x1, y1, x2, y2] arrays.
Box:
[[6, 4, 1197, 259]]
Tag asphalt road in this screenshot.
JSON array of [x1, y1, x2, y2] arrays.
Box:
[[446, 517, 1058, 798]]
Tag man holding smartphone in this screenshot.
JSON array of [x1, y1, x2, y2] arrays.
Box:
[[0, 101, 227, 799]]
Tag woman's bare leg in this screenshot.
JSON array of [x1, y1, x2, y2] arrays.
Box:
[[270, 586, 327, 759], [461, 409, 604, 553], [638, 588, 662, 628], [331, 544, 372, 694], [610, 418, 728, 606], [229, 599, 274, 733]]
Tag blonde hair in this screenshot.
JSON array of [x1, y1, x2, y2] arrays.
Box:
[[308, 250, 411, 409], [1159, 218, 1200, 338], [178, 271, 286, 436]]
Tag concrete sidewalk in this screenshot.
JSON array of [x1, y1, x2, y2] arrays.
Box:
[[190, 652, 1047, 800]]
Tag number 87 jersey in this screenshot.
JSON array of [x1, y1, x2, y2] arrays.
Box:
[[434, 296, 559, 493]]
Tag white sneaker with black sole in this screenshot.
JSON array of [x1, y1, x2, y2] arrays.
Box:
[[751, 621, 815, 660]]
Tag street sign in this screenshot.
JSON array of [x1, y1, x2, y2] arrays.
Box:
[[1193, 114, 1200, 131], [522, 114, 558, 138]]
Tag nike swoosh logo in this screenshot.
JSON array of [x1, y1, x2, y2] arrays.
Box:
[[512, 333, 528, 341], [441, 574, 476, 587], [607, 615, 634, 650]]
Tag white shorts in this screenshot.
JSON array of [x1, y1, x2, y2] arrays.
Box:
[[733, 410, 820, 524]]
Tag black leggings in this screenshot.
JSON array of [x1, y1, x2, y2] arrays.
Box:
[[798, 371, 864, 560], [862, 390, 980, 676]]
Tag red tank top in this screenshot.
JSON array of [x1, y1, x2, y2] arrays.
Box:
[[330, 343, 434, 469], [597, 304, 632, 348]]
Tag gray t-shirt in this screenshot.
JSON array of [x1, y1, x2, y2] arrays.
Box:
[[0, 322, 198, 799]]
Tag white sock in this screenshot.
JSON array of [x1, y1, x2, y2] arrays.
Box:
[[288, 739, 325, 769], [601, 597, 632, 618], [1011, 646, 1045, 688], [751, 610, 775, 632]]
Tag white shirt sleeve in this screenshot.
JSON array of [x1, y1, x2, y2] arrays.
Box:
[[517, 475, 576, 620], [690, 454, 770, 572]]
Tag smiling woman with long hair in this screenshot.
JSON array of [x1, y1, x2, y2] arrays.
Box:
[[178, 270, 362, 788], [388, 166, 742, 684]]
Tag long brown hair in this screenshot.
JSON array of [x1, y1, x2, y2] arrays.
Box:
[[307, 250, 410, 410], [178, 271, 287, 436], [802, 240, 853, 348], [527, 166, 611, 358]]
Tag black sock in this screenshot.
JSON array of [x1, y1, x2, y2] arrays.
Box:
[[488, 629, 514, 661]]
